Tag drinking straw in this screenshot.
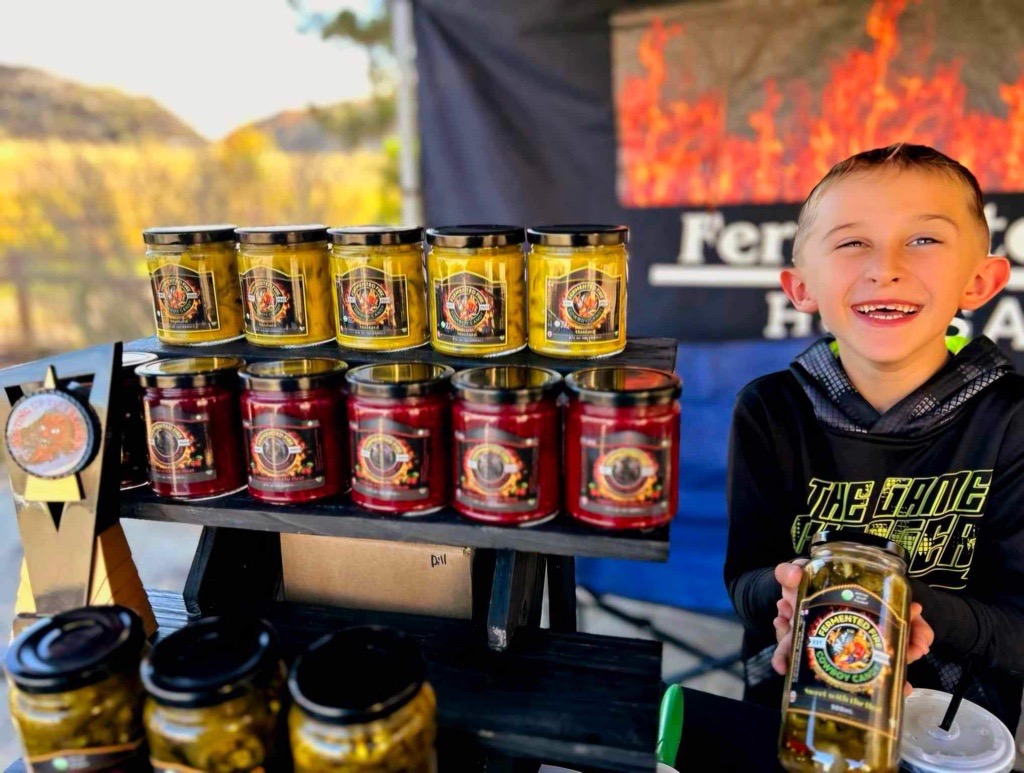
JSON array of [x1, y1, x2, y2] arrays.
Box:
[[938, 660, 974, 732]]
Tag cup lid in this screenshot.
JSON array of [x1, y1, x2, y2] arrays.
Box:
[[900, 688, 1016, 772]]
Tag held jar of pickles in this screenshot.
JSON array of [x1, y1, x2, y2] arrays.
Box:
[[780, 531, 911, 773], [236, 225, 334, 347], [142, 617, 286, 773], [526, 225, 628, 358], [144, 225, 245, 345], [328, 226, 429, 351], [289, 626, 437, 772], [5, 606, 147, 771], [451, 366, 562, 526], [346, 363, 454, 515], [137, 357, 247, 500], [426, 226, 526, 357], [240, 358, 349, 504], [564, 367, 681, 530]]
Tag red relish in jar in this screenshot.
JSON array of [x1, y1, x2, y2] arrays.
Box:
[[137, 357, 246, 500], [451, 366, 562, 526], [564, 366, 681, 530], [120, 351, 158, 490], [240, 359, 349, 504], [346, 362, 453, 515]]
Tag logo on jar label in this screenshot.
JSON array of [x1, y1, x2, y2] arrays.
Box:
[[336, 267, 410, 338], [457, 426, 539, 512], [351, 417, 430, 501], [147, 407, 216, 484], [434, 271, 507, 344], [808, 611, 888, 690], [149, 421, 193, 468], [546, 268, 621, 343], [151, 265, 220, 333], [243, 415, 326, 493], [580, 428, 670, 518], [241, 267, 308, 336]]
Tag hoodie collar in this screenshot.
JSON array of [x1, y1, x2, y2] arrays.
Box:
[[791, 336, 1013, 438]]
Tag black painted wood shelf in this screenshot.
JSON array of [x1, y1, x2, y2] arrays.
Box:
[[125, 335, 679, 375], [120, 487, 670, 562]]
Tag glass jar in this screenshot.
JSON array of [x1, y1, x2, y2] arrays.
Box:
[[451, 366, 562, 526], [289, 626, 437, 772], [526, 225, 628, 359], [236, 225, 334, 347], [346, 362, 453, 515], [564, 367, 681, 530], [426, 226, 526, 357], [240, 358, 349, 504], [121, 351, 158, 489], [328, 226, 429, 351], [5, 606, 147, 770], [137, 357, 246, 500], [780, 531, 911, 773], [142, 617, 285, 773], [144, 225, 244, 345]]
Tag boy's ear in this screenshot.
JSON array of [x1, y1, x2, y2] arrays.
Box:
[[960, 255, 1011, 311], [780, 268, 819, 313]]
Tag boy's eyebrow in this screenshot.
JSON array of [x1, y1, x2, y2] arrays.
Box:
[[917, 214, 959, 230], [821, 222, 861, 240]]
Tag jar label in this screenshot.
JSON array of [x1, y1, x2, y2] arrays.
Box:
[[456, 426, 539, 513], [244, 413, 326, 493], [147, 406, 217, 485], [351, 417, 430, 501], [27, 738, 144, 771], [545, 268, 622, 343], [580, 429, 671, 518], [151, 264, 220, 333], [335, 266, 410, 338], [433, 271, 507, 345], [241, 266, 308, 337], [787, 584, 906, 739], [152, 762, 236, 773]]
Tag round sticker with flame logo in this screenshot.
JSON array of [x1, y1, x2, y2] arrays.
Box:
[[463, 444, 525, 498], [252, 427, 308, 479], [592, 447, 658, 502], [149, 421, 195, 471], [807, 610, 889, 692], [358, 433, 417, 485], [5, 390, 97, 478], [345, 279, 390, 325], [248, 278, 292, 325], [158, 276, 200, 321], [444, 285, 492, 333], [560, 281, 608, 329]]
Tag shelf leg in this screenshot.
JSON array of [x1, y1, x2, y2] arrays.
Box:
[[184, 527, 282, 618], [546, 555, 577, 633], [487, 549, 543, 651]]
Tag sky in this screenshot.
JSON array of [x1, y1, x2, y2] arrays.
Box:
[[0, 0, 374, 139]]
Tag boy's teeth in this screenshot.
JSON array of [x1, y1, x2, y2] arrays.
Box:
[[855, 303, 918, 314]]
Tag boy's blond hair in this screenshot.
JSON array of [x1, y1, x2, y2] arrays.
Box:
[[792, 143, 990, 262]]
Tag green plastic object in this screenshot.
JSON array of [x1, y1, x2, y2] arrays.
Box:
[[657, 683, 684, 766]]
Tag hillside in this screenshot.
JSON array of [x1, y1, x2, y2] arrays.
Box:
[[249, 96, 395, 152]]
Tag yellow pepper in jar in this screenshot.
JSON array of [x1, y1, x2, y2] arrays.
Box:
[[144, 225, 244, 345], [426, 226, 526, 357], [236, 225, 334, 347], [526, 225, 628, 359], [328, 226, 429, 351]]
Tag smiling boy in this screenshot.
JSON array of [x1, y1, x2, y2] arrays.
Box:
[[724, 144, 1024, 729]]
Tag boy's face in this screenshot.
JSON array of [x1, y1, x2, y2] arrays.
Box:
[[781, 169, 1009, 367]]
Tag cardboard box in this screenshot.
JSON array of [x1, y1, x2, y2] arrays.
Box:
[[281, 534, 474, 619]]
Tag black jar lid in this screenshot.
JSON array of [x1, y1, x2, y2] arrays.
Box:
[[346, 362, 454, 399], [5, 606, 145, 694], [143, 225, 238, 246], [426, 225, 524, 249], [136, 357, 245, 389], [141, 617, 280, 709], [236, 225, 328, 246], [527, 224, 629, 247], [565, 367, 682, 407], [240, 358, 348, 392], [811, 529, 908, 561], [329, 225, 423, 247], [452, 366, 562, 406], [289, 626, 426, 725]]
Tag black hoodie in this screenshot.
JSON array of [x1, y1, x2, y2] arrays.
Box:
[[725, 335, 1024, 729]]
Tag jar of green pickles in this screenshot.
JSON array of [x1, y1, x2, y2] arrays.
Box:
[[144, 225, 244, 345], [289, 626, 437, 772], [5, 605, 147, 771], [237, 225, 334, 347], [142, 617, 285, 772], [426, 226, 526, 357], [780, 530, 911, 772], [328, 226, 429, 351], [526, 225, 628, 358]]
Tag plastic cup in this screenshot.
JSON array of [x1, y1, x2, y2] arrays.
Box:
[[900, 688, 1016, 772]]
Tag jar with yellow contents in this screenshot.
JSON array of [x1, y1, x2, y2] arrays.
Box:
[[527, 225, 628, 358], [328, 226, 429, 351], [144, 225, 244, 345], [236, 225, 334, 347], [289, 626, 437, 772], [426, 226, 526, 357]]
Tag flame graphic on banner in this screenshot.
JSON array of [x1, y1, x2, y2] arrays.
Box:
[[618, 0, 1024, 208]]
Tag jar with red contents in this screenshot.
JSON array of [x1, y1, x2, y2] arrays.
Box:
[[239, 359, 349, 504], [120, 351, 158, 489], [136, 357, 246, 500], [451, 366, 562, 526], [564, 367, 681, 530], [346, 363, 453, 515]]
